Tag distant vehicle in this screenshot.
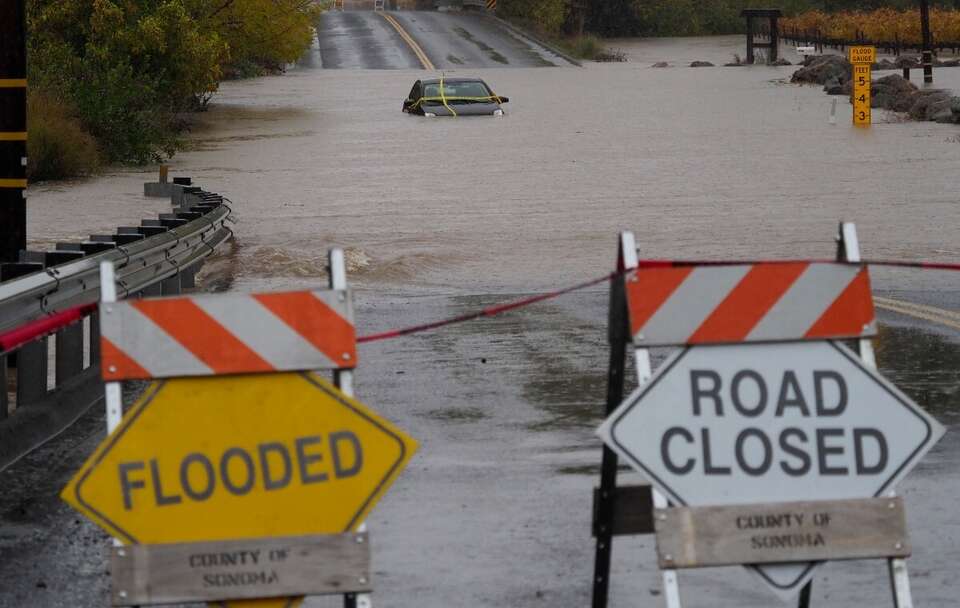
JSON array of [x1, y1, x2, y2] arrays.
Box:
[[402, 78, 509, 117]]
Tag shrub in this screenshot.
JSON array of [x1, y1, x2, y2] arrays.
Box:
[[27, 90, 101, 182], [567, 34, 603, 59]]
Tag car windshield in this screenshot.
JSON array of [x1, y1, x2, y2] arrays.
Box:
[[422, 81, 492, 101]]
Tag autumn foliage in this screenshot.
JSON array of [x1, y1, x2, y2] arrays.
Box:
[[782, 8, 960, 46]]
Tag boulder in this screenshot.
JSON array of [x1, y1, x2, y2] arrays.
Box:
[[874, 74, 918, 96], [873, 58, 897, 71], [791, 55, 851, 85], [689, 61, 714, 67], [927, 97, 953, 120], [951, 96, 960, 116], [651, 61, 669, 68], [933, 109, 957, 123], [908, 89, 952, 120], [871, 74, 919, 112], [895, 56, 920, 68]]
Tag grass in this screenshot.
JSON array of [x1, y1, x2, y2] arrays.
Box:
[[562, 34, 602, 59], [27, 90, 101, 182]]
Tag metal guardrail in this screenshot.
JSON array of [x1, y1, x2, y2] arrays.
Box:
[[0, 205, 230, 335], [0, 184, 233, 471]]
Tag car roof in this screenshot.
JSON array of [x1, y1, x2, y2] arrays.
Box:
[[419, 78, 488, 85]]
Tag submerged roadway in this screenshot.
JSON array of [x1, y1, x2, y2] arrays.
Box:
[[316, 9, 576, 69], [3, 13, 960, 608]]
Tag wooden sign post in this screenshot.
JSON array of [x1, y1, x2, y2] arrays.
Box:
[[593, 224, 945, 607], [62, 249, 417, 608], [110, 533, 372, 605], [849, 46, 875, 126], [654, 497, 910, 569]]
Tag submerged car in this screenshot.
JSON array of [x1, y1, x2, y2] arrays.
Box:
[[402, 78, 509, 117]]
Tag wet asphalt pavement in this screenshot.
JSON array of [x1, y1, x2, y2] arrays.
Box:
[[317, 10, 573, 69], [387, 11, 571, 68], [317, 11, 422, 69], [6, 24, 960, 608], [1, 293, 958, 607]]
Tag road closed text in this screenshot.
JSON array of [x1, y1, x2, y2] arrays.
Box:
[[659, 369, 888, 477], [117, 432, 364, 509]]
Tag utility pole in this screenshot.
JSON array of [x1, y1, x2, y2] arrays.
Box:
[[920, 0, 933, 84], [0, 0, 27, 263]]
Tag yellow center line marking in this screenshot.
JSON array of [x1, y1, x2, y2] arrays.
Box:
[[0, 132, 27, 141], [0, 79, 27, 88], [874, 296, 960, 331], [380, 13, 435, 71]]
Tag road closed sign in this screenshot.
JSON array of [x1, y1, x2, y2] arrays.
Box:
[[596, 340, 944, 597], [62, 372, 417, 545]]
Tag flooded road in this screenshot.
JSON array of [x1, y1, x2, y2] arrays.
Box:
[[12, 32, 960, 606], [27, 37, 960, 298]]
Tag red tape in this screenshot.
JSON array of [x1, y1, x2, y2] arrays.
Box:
[[1, 258, 957, 353], [358, 258, 960, 344], [0, 303, 97, 355], [358, 272, 617, 343]]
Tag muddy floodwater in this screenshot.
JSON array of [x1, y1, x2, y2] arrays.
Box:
[[15, 35, 960, 607], [29, 37, 960, 296]]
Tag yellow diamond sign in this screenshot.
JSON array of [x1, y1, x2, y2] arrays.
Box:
[[62, 372, 417, 544]]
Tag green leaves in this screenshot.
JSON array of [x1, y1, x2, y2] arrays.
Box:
[[27, 0, 316, 166]]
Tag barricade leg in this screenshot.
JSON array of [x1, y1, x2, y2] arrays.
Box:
[[634, 347, 682, 608], [888, 557, 914, 608], [328, 247, 371, 608], [838, 222, 915, 608], [16, 338, 48, 407], [592, 271, 629, 608]]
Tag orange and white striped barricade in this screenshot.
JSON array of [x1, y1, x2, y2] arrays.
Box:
[[61, 249, 416, 608], [591, 223, 942, 608]]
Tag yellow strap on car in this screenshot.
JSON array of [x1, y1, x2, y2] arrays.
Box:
[[439, 76, 457, 117]]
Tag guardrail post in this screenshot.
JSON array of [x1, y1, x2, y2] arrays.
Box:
[[55, 324, 84, 385], [181, 264, 198, 289], [161, 274, 181, 296], [16, 337, 48, 407], [89, 312, 101, 365], [1, 354, 8, 419]]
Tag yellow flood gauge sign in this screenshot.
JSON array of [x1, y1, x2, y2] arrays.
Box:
[[849, 46, 875, 126], [62, 372, 417, 545]]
